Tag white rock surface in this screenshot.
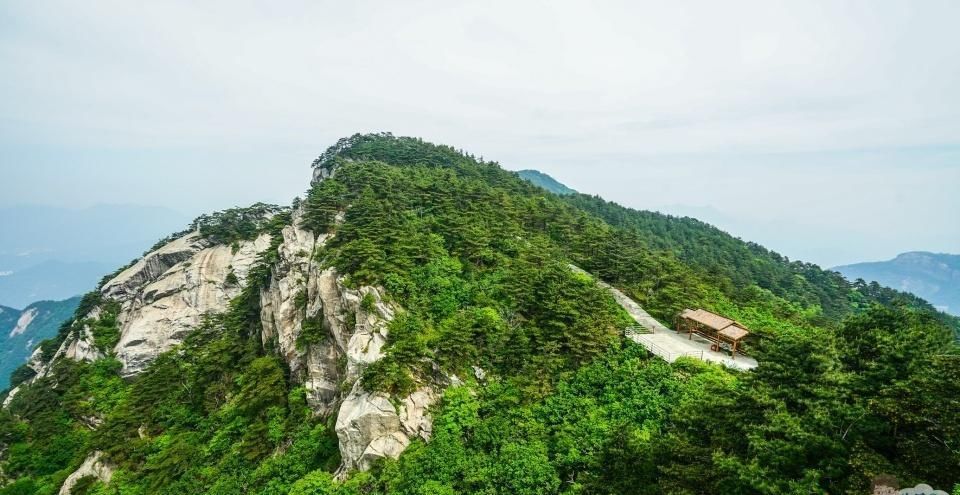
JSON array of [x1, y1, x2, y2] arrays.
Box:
[[335, 383, 409, 473], [8, 307, 37, 337], [28, 311, 103, 385], [62, 323, 104, 363], [259, 211, 340, 412], [328, 280, 437, 475], [58, 451, 114, 495], [256, 209, 438, 475], [103, 231, 271, 376], [397, 386, 437, 441], [2, 386, 19, 409]]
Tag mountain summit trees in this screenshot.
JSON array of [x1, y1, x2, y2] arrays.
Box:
[[1, 134, 957, 495]]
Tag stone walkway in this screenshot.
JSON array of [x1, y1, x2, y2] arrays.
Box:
[[572, 265, 758, 371]]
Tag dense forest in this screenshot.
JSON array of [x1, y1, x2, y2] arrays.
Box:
[[1, 133, 957, 494]]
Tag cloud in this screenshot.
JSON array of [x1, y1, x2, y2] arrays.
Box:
[[0, 0, 958, 266]]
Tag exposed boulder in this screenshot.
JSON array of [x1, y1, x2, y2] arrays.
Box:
[[58, 451, 114, 495], [103, 232, 272, 376], [335, 382, 409, 473], [101, 233, 210, 301], [61, 323, 103, 363]]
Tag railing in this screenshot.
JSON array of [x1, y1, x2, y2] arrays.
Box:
[[625, 330, 704, 362], [624, 325, 652, 337]]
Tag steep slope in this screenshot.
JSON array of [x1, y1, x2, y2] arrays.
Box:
[[834, 252, 960, 316], [0, 297, 81, 389], [1, 133, 957, 495]]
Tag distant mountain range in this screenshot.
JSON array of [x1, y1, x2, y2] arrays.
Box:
[[833, 252, 960, 316], [0, 204, 190, 308], [517, 169, 577, 195], [0, 296, 80, 389]]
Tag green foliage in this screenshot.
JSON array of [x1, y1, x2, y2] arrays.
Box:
[[88, 300, 121, 353], [564, 193, 958, 330], [8, 364, 36, 388], [193, 203, 286, 244], [289, 470, 336, 495], [296, 315, 326, 350], [306, 159, 635, 397], [4, 133, 958, 494], [294, 288, 309, 312]]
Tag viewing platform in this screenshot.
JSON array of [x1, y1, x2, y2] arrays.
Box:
[[571, 265, 758, 371]]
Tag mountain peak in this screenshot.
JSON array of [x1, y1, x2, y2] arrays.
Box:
[[834, 251, 960, 315], [3, 135, 958, 494], [311, 132, 483, 182]]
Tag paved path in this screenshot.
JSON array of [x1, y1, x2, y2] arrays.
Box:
[[572, 265, 758, 371]]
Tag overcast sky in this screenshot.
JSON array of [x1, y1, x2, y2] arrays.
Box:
[[1, 0, 958, 268]]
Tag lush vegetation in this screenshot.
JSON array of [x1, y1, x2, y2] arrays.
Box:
[[193, 202, 287, 245], [1, 133, 957, 494]]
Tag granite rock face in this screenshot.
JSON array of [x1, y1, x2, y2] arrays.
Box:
[[258, 209, 437, 475], [102, 232, 271, 376], [17, 202, 442, 476], [58, 451, 114, 495]]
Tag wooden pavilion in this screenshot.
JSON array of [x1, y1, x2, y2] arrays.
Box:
[[676, 309, 750, 359]]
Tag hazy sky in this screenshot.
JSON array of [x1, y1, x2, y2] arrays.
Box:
[[1, 1, 958, 268]]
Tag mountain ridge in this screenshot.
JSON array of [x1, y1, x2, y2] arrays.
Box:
[[1, 133, 957, 495], [833, 251, 960, 316]]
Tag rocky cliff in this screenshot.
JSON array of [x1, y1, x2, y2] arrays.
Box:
[[102, 231, 271, 376], [258, 207, 439, 475], [10, 196, 441, 493]]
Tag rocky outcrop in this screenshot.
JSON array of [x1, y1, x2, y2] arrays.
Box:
[[26, 310, 104, 386], [259, 211, 335, 412], [258, 210, 438, 475], [320, 272, 442, 475], [58, 451, 114, 495], [101, 234, 209, 301], [4, 347, 57, 408], [101, 231, 271, 376], [1, 387, 19, 409], [16, 199, 443, 475], [334, 384, 438, 474], [335, 383, 409, 473]]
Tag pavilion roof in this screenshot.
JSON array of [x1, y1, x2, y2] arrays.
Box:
[[679, 308, 750, 341]]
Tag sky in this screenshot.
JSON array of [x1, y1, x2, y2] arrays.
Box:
[[1, 0, 958, 268]]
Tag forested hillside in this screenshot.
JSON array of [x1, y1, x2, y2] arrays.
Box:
[[1, 134, 957, 495]]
